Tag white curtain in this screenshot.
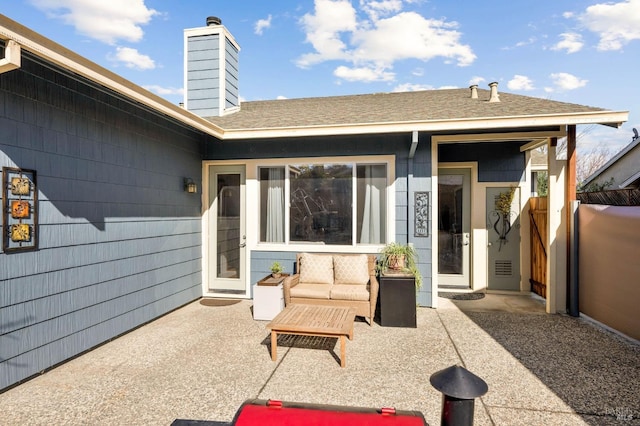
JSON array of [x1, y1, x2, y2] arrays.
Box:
[[266, 168, 284, 242], [360, 165, 381, 243]]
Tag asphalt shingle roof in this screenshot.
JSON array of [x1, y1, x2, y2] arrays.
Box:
[[207, 88, 607, 131]]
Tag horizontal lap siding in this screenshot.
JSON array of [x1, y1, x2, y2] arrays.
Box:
[[0, 54, 204, 390], [207, 133, 434, 306]]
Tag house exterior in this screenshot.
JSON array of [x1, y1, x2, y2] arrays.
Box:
[[581, 131, 640, 190], [0, 15, 629, 391]]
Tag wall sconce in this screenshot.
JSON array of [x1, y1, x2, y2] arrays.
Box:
[[184, 178, 197, 193]]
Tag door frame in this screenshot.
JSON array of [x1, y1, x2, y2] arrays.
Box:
[[202, 162, 250, 299], [437, 166, 472, 288], [431, 158, 480, 308]]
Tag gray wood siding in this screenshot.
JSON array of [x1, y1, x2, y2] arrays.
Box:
[[186, 34, 221, 116], [439, 142, 526, 182], [0, 53, 204, 390], [224, 37, 239, 109], [207, 133, 434, 306]]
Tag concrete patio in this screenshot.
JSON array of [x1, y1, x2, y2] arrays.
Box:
[[0, 294, 638, 425]]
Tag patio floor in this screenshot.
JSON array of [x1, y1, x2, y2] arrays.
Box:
[[0, 294, 638, 425]]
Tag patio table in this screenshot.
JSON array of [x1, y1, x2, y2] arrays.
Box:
[[265, 304, 356, 367]]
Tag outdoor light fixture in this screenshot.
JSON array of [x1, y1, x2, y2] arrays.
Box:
[[184, 178, 197, 193]]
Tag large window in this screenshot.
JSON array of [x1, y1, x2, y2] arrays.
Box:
[[259, 162, 387, 246]]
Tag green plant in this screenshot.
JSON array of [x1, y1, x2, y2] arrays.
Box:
[[377, 242, 422, 289], [269, 261, 284, 275]]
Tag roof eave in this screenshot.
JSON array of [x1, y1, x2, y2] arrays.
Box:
[[218, 110, 629, 140], [0, 15, 225, 139]]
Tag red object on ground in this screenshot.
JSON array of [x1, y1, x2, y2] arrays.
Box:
[[231, 399, 428, 425]]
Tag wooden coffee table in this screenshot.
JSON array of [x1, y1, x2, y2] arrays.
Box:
[[266, 304, 356, 367]]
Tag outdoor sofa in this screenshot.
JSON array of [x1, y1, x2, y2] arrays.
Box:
[[283, 253, 379, 325]]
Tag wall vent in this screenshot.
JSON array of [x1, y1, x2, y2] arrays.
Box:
[[494, 260, 512, 276]]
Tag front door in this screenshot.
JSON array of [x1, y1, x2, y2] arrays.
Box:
[[438, 168, 471, 288], [486, 187, 521, 291], [207, 165, 246, 294]]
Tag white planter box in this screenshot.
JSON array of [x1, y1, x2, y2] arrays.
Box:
[[252, 282, 284, 320]]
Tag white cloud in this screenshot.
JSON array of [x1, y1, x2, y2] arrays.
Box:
[[297, 0, 475, 83], [393, 82, 434, 92], [360, 0, 403, 21], [334, 65, 395, 82], [549, 72, 588, 91], [577, 0, 640, 50], [143, 85, 183, 96], [255, 14, 272, 35], [110, 47, 155, 70], [551, 32, 584, 53], [29, 0, 159, 45], [468, 76, 485, 86], [508, 75, 535, 91]]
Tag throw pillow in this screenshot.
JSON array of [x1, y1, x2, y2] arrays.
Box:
[[299, 253, 334, 284], [334, 254, 370, 285]]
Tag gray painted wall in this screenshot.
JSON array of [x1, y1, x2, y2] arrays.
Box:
[[439, 142, 526, 182], [186, 32, 239, 117], [204, 132, 435, 306], [0, 53, 205, 390]]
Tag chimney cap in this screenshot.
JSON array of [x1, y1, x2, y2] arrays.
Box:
[[206, 16, 222, 26]]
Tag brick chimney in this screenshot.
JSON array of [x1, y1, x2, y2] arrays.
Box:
[[183, 17, 241, 117]]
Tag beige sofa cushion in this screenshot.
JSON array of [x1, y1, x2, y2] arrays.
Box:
[[299, 253, 334, 285], [290, 283, 332, 299], [334, 254, 370, 285], [330, 284, 370, 301]]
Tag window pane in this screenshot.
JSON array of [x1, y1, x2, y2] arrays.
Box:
[[357, 164, 386, 244], [289, 164, 352, 245], [259, 167, 285, 242]]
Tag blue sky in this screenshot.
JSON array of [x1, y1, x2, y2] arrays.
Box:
[[2, 0, 640, 154]]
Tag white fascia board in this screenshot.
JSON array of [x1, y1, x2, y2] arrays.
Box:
[[582, 137, 640, 186], [0, 39, 20, 73], [183, 25, 241, 51], [220, 110, 629, 140], [620, 171, 640, 189], [1, 17, 224, 139]]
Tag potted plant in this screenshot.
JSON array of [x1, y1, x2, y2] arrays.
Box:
[[377, 242, 422, 289], [269, 261, 284, 279], [376, 242, 421, 327]]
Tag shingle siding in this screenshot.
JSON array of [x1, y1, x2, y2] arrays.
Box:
[[0, 56, 204, 390]]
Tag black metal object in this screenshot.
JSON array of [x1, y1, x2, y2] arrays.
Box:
[[377, 273, 417, 327], [430, 365, 488, 426]]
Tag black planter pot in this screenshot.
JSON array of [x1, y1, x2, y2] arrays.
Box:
[[376, 272, 417, 327]]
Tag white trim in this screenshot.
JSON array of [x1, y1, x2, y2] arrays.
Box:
[[437, 162, 478, 290], [620, 170, 640, 188], [0, 39, 20, 73], [547, 144, 567, 314], [219, 112, 627, 140], [202, 156, 395, 295], [0, 16, 224, 139], [582, 137, 640, 186]]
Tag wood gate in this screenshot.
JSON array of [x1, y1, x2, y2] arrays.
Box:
[[529, 197, 547, 297]]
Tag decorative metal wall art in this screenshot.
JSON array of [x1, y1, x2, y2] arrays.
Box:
[[2, 167, 38, 252], [488, 186, 516, 251], [414, 191, 430, 237]]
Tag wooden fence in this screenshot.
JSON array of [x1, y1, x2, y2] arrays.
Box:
[[577, 188, 640, 206], [529, 197, 548, 298]]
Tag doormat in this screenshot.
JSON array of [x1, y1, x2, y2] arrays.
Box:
[[438, 292, 485, 301], [200, 298, 242, 307]]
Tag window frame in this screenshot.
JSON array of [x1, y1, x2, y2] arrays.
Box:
[[249, 155, 395, 253]]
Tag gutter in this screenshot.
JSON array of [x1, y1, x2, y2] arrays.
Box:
[[217, 110, 629, 140]]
